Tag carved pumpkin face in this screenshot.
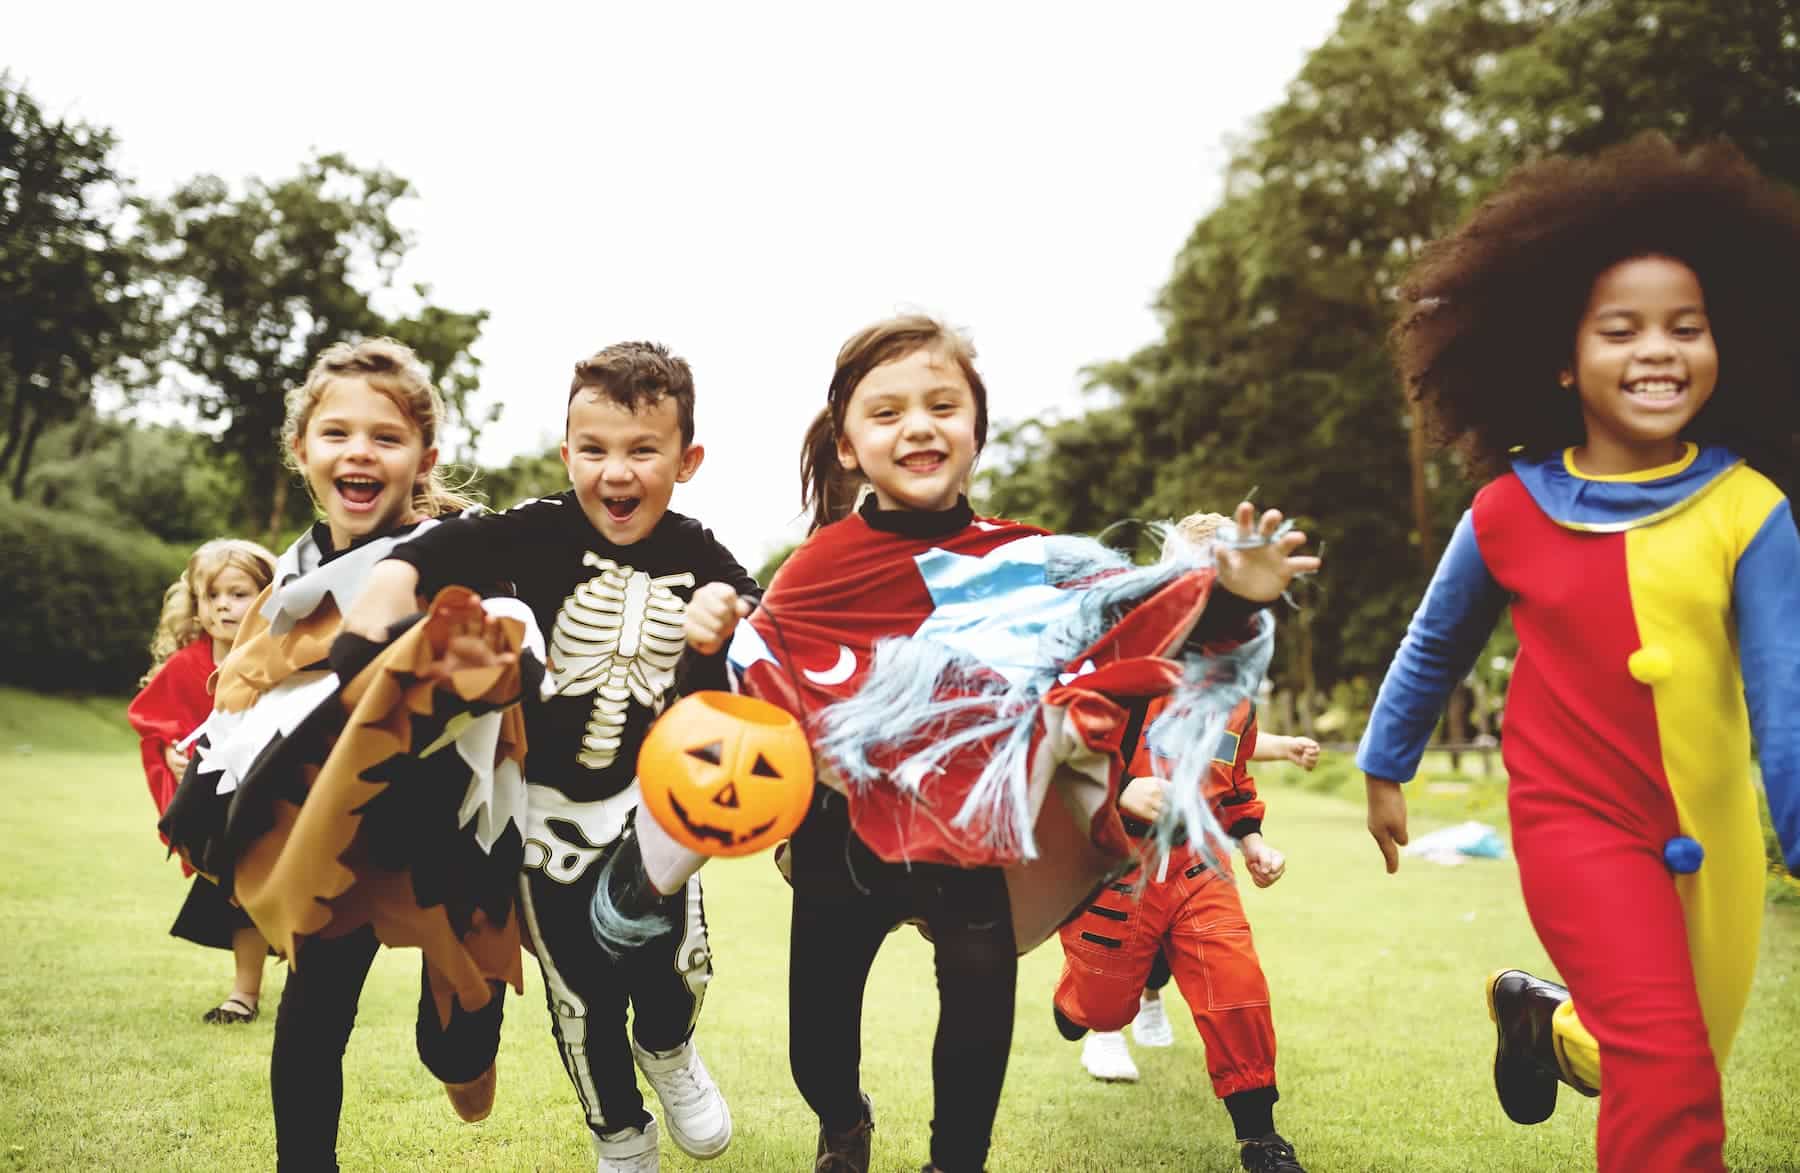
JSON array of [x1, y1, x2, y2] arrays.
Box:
[[636, 691, 815, 857]]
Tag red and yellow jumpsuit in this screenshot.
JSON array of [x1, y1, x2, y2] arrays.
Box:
[[1360, 445, 1800, 1170]]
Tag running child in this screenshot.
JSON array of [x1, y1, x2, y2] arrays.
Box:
[[1054, 512, 1304, 1173], [160, 338, 534, 1171], [344, 341, 751, 1172], [129, 537, 277, 1023], [685, 313, 1318, 1173], [1358, 135, 1800, 1170]]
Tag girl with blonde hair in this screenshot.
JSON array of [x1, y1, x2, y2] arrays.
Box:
[[129, 537, 277, 1023]]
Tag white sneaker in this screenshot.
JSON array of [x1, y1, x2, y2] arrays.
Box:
[[1080, 1030, 1139, 1082], [1132, 993, 1174, 1048], [632, 1038, 733, 1158], [594, 1117, 659, 1173]]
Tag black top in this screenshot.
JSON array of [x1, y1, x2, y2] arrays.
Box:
[[387, 494, 760, 801], [857, 492, 975, 537]]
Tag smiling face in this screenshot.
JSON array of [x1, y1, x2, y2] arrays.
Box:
[[198, 564, 262, 649], [835, 346, 981, 514], [1567, 254, 1719, 475], [293, 376, 437, 549], [562, 391, 703, 545]]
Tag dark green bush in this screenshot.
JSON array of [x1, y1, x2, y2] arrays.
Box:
[[0, 499, 191, 693]]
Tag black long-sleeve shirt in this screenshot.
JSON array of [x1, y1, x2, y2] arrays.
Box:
[[386, 494, 760, 802]]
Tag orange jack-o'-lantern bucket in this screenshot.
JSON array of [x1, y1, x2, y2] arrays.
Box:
[[637, 691, 815, 857]]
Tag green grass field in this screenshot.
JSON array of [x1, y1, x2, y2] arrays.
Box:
[[2, 688, 1797, 1171]]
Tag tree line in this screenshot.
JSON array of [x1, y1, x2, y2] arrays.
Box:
[[5, 0, 1797, 705], [1, 74, 493, 544], [977, 0, 1798, 730]]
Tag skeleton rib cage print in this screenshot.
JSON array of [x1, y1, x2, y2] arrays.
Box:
[[548, 551, 695, 770]]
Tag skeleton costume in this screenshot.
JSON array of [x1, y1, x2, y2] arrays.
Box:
[[386, 494, 759, 1138]]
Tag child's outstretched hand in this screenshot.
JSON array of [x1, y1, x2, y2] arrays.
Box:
[[1366, 775, 1410, 874], [1215, 502, 1320, 603], [1281, 736, 1321, 770], [1239, 832, 1287, 887], [421, 596, 516, 687], [686, 583, 752, 655]]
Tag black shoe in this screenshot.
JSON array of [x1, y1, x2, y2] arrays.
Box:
[[1239, 1132, 1305, 1172], [1052, 1004, 1089, 1041], [814, 1093, 873, 1173], [1486, 968, 1573, 1125]]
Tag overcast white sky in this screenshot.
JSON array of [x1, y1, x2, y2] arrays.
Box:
[[14, 1, 1346, 567]]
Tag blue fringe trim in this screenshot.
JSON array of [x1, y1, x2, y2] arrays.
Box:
[[587, 834, 672, 960], [815, 531, 1276, 864]]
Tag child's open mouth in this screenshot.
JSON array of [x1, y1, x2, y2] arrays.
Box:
[[898, 452, 946, 473], [336, 476, 385, 509], [604, 496, 640, 521]]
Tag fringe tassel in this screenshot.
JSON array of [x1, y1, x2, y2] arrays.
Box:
[[815, 532, 1259, 862], [1145, 609, 1278, 868], [587, 824, 672, 959]]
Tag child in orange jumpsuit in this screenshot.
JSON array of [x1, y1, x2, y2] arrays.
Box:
[[1053, 513, 1303, 1173]]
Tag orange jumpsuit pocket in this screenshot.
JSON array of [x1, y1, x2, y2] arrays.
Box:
[[1179, 924, 1270, 1012]]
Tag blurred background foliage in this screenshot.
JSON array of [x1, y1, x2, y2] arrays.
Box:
[[4, 0, 1797, 698], [976, 0, 1798, 736]]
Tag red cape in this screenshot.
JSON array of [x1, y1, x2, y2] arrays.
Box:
[[127, 638, 215, 872], [739, 511, 1218, 875]]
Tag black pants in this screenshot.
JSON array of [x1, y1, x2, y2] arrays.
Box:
[[270, 927, 504, 1172], [788, 790, 1017, 1173], [518, 838, 712, 1136]]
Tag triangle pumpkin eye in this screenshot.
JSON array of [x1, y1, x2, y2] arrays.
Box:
[[750, 753, 781, 779], [687, 741, 724, 765]]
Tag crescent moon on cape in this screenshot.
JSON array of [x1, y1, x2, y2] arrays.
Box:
[[802, 645, 857, 686]]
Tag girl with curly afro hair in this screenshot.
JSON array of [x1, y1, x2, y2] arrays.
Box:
[[1358, 134, 1800, 1171]]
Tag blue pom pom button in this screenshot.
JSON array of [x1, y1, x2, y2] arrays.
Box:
[[1663, 836, 1704, 874]]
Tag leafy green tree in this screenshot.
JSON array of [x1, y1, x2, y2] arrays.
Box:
[[476, 446, 567, 512], [980, 0, 1799, 715], [140, 154, 489, 541], [0, 73, 154, 498], [1482, 0, 1800, 182], [21, 412, 241, 545]]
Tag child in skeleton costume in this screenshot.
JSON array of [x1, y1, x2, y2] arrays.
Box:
[[1052, 513, 1305, 1173], [638, 315, 1320, 1173], [159, 339, 537, 1172], [347, 342, 752, 1173], [1360, 138, 1800, 1171], [129, 538, 278, 1024]]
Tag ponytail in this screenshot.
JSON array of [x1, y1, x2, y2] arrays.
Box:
[[800, 405, 863, 532]]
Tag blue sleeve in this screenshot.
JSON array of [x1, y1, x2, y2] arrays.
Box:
[[1733, 498, 1800, 871], [1357, 510, 1509, 782]]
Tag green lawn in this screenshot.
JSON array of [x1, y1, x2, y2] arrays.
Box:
[[2, 690, 1797, 1171]]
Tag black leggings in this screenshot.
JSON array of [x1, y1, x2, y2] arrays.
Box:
[[788, 790, 1017, 1173], [270, 927, 504, 1172]]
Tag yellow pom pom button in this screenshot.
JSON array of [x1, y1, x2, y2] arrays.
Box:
[[1628, 645, 1673, 684]]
